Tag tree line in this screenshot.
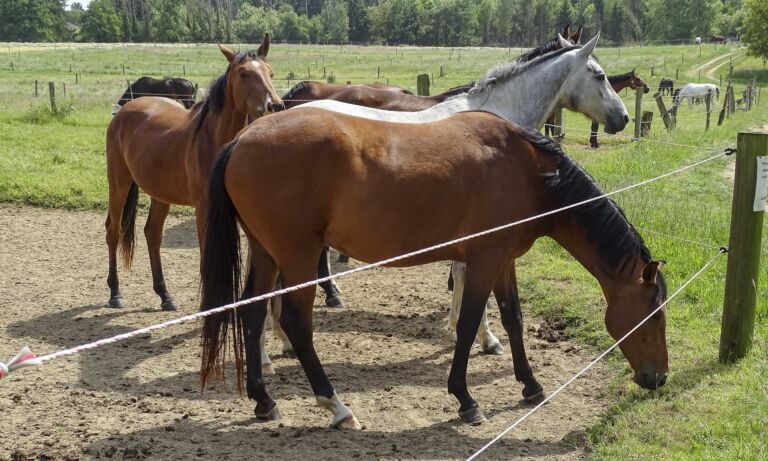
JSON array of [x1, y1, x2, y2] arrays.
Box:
[[0, 1, 765, 58]]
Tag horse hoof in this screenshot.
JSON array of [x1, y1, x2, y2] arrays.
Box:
[[325, 295, 345, 308], [332, 414, 362, 430], [523, 385, 545, 404], [108, 296, 125, 308], [458, 406, 486, 425], [161, 299, 178, 311], [255, 402, 281, 421], [262, 362, 276, 375], [481, 341, 505, 356]]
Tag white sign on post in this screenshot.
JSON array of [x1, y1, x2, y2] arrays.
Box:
[[754, 156, 768, 212]]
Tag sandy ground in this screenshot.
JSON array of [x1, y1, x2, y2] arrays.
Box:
[[0, 206, 611, 460]]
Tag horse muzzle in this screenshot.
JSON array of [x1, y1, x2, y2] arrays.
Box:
[[604, 113, 629, 134], [633, 366, 668, 390]]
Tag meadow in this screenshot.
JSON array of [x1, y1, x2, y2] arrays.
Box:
[[0, 39, 766, 459]]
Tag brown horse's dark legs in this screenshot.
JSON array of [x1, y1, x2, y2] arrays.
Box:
[[280, 262, 360, 429], [448, 260, 500, 425], [590, 120, 600, 148], [105, 214, 124, 308], [240, 248, 280, 420], [318, 246, 344, 308], [493, 261, 543, 402], [144, 199, 177, 311]]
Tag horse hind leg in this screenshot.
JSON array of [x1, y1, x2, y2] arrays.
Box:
[[144, 199, 177, 311], [318, 246, 345, 308], [105, 168, 137, 308], [449, 262, 503, 355], [240, 242, 281, 419], [280, 254, 360, 430]]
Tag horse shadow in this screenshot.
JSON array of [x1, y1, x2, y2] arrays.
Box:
[[6, 301, 517, 398], [82, 411, 583, 460], [162, 217, 198, 249]]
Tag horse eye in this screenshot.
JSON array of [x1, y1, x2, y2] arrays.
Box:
[[596, 74, 606, 82], [240, 72, 249, 79]]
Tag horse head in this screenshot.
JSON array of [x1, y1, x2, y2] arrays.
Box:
[[604, 260, 669, 390], [219, 33, 283, 119], [560, 33, 629, 134], [628, 68, 650, 94]]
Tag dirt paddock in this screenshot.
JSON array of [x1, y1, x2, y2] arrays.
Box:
[[0, 206, 611, 460]]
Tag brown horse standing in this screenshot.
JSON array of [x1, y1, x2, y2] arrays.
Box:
[[590, 69, 649, 148], [199, 109, 668, 429], [281, 81, 412, 109], [104, 35, 282, 311]]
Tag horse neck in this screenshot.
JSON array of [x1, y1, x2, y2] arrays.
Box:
[[199, 95, 247, 148], [467, 58, 574, 130], [547, 213, 643, 302], [609, 75, 633, 92]]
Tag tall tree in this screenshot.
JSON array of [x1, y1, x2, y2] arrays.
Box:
[[743, 0, 768, 59], [0, 0, 65, 41], [81, 0, 122, 41]]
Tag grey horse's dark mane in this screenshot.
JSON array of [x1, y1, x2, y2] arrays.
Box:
[[470, 45, 582, 94]]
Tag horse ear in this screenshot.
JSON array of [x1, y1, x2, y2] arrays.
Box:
[[562, 24, 571, 39], [578, 32, 600, 57], [642, 260, 665, 284], [257, 33, 270, 59], [218, 43, 236, 63], [557, 33, 571, 49], [571, 25, 583, 44]]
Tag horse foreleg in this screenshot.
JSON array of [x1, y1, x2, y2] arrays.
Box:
[[145, 199, 177, 311], [590, 120, 600, 148], [280, 255, 360, 430], [448, 257, 501, 425], [318, 246, 345, 308], [241, 242, 280, 419], [449, 262, 503, 355], [493, 260, 543, 402]]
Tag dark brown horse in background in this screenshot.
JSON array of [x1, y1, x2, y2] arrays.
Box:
[[104, 35, 283, 311], [281, 81, 411, 109], [590, 69, 649, 148], [115, 77, 197, 112], [711, 35, 726, 44], [198, 109, 668, 429]]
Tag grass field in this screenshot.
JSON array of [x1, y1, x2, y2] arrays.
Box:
[[1, 40, 766, 459]]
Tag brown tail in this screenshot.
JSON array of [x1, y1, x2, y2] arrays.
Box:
[[199, 141, 245, 392], [119, 181, 139, 269]]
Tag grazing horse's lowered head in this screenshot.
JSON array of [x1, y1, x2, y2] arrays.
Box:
[[216, 34, 283, 118]]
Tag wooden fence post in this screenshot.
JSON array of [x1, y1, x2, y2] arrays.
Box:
[[377, 65, 380, 79], [705, 90, 713, 131], [651, 65, 654, 77], [641, 110, 653, 136], [48, 82, 56, 114], [728, 85, 736, 114], [633, 87, 643, 140], [655, 92, 672, 131], [416, 73, 430, 96], [718, 86, 731, 126], [34, 80, 38, 97], [62, 82, 66, 97], [75, 73, 79, 84], [552, 107, 563, 144], [720, 132, 768, 363], [676, 68, 679, 80]]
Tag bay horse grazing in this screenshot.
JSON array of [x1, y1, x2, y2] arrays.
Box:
[[113, 77, 196, 115], [104, 35, 284, 311], [267, 33, 627, 361], [199, 110, 668, 429], [590, 69, 649, 148], [658, 78, 674, 97], [711, 35, 726, 44]]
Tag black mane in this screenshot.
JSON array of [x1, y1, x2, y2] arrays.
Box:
[[194, 50, 262, 134], [472, 45, 581, 94], [282, 81, 309, 100], [517, 127, 667, 295]]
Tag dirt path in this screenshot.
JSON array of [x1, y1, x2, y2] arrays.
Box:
[[691, 50, 743, 81], [0, 206, 611, 460]]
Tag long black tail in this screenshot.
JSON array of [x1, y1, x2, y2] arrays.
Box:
[[119, 182, 139, 269], [199, 141, 245, 391]]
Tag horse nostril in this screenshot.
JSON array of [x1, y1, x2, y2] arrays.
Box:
[[658, 374, 668, 387], [623, 115, 630, 124]]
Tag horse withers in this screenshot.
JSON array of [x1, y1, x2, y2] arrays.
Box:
[[104, 35, 283, 312], [113, 77, 197, 115], [199, 110, 667, 429]]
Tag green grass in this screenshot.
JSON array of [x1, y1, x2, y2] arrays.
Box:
[[0, 41, 766, 459]]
